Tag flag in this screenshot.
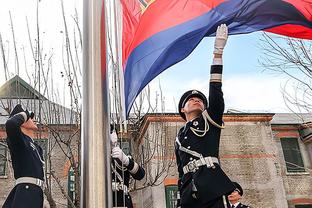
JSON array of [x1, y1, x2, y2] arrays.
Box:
[[121, 0, 312, 116]]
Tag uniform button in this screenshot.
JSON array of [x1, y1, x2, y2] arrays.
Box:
[[190, 157, 193, 160], [184, 136, 187, 139], [25, 185, 29, 189], [197, 127, 199, 130], [187, 146, 190, 149]]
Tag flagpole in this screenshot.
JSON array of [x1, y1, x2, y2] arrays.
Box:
[[81, 0, 112, 207], [111, 0, 127, 131]]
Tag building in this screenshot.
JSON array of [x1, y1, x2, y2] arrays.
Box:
[[0, 76, 80, 207], [1, 75, 311, 208], [134, 112, 312, 208]]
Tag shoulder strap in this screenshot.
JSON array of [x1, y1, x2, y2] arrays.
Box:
[[175, 137, 202, 158]]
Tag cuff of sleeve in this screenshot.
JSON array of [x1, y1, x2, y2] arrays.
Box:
[[129, 162, 139, 174], [210, 65, 223, 74], [126, 158, 134, 169], [16, 112, 27, 122], [210, 65, 223, 82], [210, 74, 222, 82], [126, 158, 139, 174]]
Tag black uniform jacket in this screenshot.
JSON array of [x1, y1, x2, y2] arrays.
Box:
[[228, 203, 250, 208], [111, 157, 145, 208], [6, 114, 44, 180], [175, 65, 235, 204], [234, 202, 250, 208], [3, 113, 44, 208]]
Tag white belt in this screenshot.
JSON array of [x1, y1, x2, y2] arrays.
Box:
[[183, 156, 219, 174], [112, 182, 129, 194], [15, 177, 44, 188]]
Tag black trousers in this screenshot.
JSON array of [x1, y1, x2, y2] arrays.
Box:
[[3, 183, 43, 208], [112, 191, 133, 208], [182, 195, 230, 208]]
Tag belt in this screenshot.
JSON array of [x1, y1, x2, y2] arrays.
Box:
[[15, 177, 44, 188], [183, 156, 219, 174], [112, 182, 129, 194]]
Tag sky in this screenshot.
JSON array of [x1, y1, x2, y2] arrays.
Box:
[[0, 0, 300, 114], [148, 32, 292, 113], [0, 0, 82, 107]]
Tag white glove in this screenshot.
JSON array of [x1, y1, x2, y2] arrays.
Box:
[[110, 131, 118, 147], [111, 146, 129, 166], [213, 24, 228, 55]]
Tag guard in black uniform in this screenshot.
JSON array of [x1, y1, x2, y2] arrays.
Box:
[[228, 182, 250, 208], [110, 128, 145, 208], [175, 24, 235, 208], [3, 104, 44, 208]]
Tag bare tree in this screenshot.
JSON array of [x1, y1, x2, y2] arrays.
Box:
[[259, 33, 312, 178], [122, 85, 177, 191], [0, 1, 82, 207], [259, 33, 312, 116]]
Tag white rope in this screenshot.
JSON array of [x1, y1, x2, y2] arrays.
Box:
[[190, 110, 225, 137], [223, 195, 228, 207]]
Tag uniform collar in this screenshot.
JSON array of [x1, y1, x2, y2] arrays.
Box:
[[185, 116, 200, 125], [230, 202, 241, 208]]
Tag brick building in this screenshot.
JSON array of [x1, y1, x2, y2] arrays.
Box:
[[133, 113, 312, 208], [0, 76, 80, 207], [1, 76, 311, 208]]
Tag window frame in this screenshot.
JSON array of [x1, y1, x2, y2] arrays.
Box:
[[165, 184, 178, 208], [280, 137, 306, 173]]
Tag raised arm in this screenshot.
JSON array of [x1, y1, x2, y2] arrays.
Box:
[[5, 105, 31, 146], [110, 129, 145, 180], [208, 24, 228, 125]]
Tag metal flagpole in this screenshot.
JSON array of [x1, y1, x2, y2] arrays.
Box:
[[112, 0, 127, 130], [81, 0, 112, 207]]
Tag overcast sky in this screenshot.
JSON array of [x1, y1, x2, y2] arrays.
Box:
[[0, 0, 300, 114]]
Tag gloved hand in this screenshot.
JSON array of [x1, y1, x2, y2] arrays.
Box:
[[25, 110, 35, 121], [110, 131, 118, 147], [111, 146, 129, 166], [9, 104, 34, 122], [213, 24, 228, 55]]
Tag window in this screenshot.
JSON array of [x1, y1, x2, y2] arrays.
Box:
[[0, 139, 8, 176], [295, 205, 312, 208], [280, 138, 305, 173], [68, 167, 76, 205], [165, 185, 178, 208]]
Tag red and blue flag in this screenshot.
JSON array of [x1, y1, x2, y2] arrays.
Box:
[[121, 0, 312, 116]]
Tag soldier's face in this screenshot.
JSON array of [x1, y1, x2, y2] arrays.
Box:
[[227, 189, 242, 203], [181, 97, 204, 115], [21, 118, 38, 131]]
